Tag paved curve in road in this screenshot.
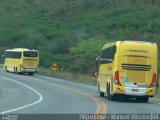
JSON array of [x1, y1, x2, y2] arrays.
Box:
[[0, 69, 160, 115], [0, 69, 105, 114]]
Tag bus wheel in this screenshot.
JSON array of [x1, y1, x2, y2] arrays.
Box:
[[29, 72, 34, 75], [98, 82, 104, 97], [100, 92, 104, 97], [142, 97, 149, 103], [15, 67, 18, 74], [14, 67, 15, 73], [136, 97, 141, 102], [14, 67, 17, 74], [5, 66, 8, 72], [107, 86, 114, 101], [107, 87, 111, 100]]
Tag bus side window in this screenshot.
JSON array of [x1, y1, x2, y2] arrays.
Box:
[[100, 46, 116, 64], [5, 51, 22, 59]]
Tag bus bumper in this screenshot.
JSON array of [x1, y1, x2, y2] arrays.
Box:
[[23, 68, 38, 73], [113, 85, 155, 97]]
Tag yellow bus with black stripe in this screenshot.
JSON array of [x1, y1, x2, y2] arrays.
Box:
[[96, 41, 158, 102]]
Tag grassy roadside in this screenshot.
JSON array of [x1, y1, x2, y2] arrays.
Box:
[[38, 67, 96, 86], [0, 64, 3, 68], [0, 64, 96, 86]]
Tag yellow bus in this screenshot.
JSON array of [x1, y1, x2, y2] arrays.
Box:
[[96, 41, 158, 102], [4, 48, 39, 75]]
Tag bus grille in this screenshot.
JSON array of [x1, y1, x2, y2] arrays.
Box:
[[122, 64, 151, 71]]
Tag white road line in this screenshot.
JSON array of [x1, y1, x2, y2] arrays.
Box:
[[0, 76, 43, 114]]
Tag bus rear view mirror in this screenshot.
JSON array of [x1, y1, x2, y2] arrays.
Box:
[[94, 72, 98, 77]]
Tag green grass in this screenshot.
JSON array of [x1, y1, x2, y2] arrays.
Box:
[[38, 67, 96, 86]]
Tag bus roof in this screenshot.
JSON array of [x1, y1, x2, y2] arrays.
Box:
[[5, 48, 38, 52], [116, 41, 156, 45], [102, 41, 157, 49]]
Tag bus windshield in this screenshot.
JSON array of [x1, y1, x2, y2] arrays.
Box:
[[23, 51, 38, 57]]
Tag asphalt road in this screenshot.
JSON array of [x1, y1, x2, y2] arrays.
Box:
[[0, 69, 160, 116], [0, 69, 106, 115]]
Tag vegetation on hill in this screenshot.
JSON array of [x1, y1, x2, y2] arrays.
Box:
[[0, 0, 159, 74]]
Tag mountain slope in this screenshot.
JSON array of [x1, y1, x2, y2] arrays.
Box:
[[0, 0, 159, 73]]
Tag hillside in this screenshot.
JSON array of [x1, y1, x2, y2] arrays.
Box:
[[0, 0, 159, 74]]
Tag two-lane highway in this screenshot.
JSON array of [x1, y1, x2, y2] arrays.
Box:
[[0, 69, 160, 115], [0, 69, 106, 114]]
